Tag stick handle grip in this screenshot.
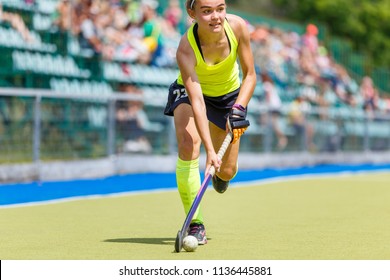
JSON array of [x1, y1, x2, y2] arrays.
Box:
[[208, 132, 233, 176]]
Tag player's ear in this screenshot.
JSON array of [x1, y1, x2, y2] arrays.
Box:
[[187, 9, 196, 20]]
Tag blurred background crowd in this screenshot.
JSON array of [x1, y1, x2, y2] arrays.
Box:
[[51, 0, 183, 66], [1, 0, 390, 158]]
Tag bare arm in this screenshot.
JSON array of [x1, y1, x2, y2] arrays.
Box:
[[227, 14, 257, 108]]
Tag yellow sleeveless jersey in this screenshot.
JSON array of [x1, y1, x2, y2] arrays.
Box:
[[177, 20, 240, 97]]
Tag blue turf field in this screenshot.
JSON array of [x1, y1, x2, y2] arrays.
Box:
[[1, 163, 390, 207]]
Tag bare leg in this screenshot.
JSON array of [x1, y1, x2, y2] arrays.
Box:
[[173, 103, 201, 160], [209, 122, 240, 181]]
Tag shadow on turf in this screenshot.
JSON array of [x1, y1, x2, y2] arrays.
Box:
[[103, 237, 212, 246], [103, 238, 175, 245]]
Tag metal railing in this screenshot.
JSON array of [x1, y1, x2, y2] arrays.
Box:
[[0, 87, 173, 163], [1, 87, 390, 165]]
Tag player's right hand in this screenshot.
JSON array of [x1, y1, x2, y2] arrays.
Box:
[[205, 151, 221, 177]]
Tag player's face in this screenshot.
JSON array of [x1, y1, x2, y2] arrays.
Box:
[[190, 0, 226, 33]]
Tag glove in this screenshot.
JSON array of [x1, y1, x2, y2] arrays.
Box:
[[228, 104, 250, 144]]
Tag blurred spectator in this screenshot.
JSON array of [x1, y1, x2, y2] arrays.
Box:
[[333, 64, 358, 107], [0, 3, 33, 42], [288, 94, 316, 151], [55, 0, 180, 65], [295, 45, 323, 107], [280, 30, 300, 75], [251, 24, 270, 75], [164, 0, 182, 30], [359, 76, 379, 118], [140, 0, 173, 66], [116, 84, 152, 153], [315, 45, 336, 80], [77, 1, 104, 54], [123, 0, 142, 24], [250, 23, 270, 44], [0, 98, 10, 136], [375, 97, 390, 122], [314, 79, 331, 120], [266, 27, 289, 87], [53, 0, 73, 32], [301, 23, 319, 55], [384, 98, 390, 115], [261, 73, 288, 150], [140, 1, 160, 57], [103, 1, 149, 62], [297, 46, 321, 85], [298, 25, 323, 103]]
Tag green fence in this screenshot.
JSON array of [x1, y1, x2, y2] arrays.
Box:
[[1, 88, 390, 165]]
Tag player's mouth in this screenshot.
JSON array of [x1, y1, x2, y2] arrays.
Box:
[[209, 22, 222, 28]]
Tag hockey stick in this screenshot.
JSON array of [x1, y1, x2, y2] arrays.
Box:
[[174, 132, 233, 252]]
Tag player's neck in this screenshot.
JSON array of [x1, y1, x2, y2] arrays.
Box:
[[198, 28, 225, 45]]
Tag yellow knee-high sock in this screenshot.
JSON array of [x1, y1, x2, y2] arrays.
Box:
[[176, 157, 203, 224]]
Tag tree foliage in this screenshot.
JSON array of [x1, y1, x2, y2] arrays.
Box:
[[270, 0, 390, 68], [229, 0, 390, 68]]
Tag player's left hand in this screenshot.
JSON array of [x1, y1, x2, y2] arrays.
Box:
[[227, 104, 250, 144]]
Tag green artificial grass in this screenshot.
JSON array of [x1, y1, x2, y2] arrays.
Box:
[[1, 173, 389, 260]]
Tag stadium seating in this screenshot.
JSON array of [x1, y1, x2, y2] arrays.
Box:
[[49, 78, 113, 96], [12, 50, 91, 77], [0, 26, 56, 52], [0, 0, 389, 161]]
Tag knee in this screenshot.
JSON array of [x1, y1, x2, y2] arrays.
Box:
[[177, 134, 201, 160], [218, 164, 238, 181]]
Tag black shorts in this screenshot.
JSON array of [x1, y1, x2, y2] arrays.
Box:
[[164, 81, 240, 130]]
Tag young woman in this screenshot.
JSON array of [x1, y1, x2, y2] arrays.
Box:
[[164, 0, 256, 244]]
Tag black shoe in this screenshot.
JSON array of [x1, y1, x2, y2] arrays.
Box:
[[212, 175, 230, 193], [188, 223, 207, 245]]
